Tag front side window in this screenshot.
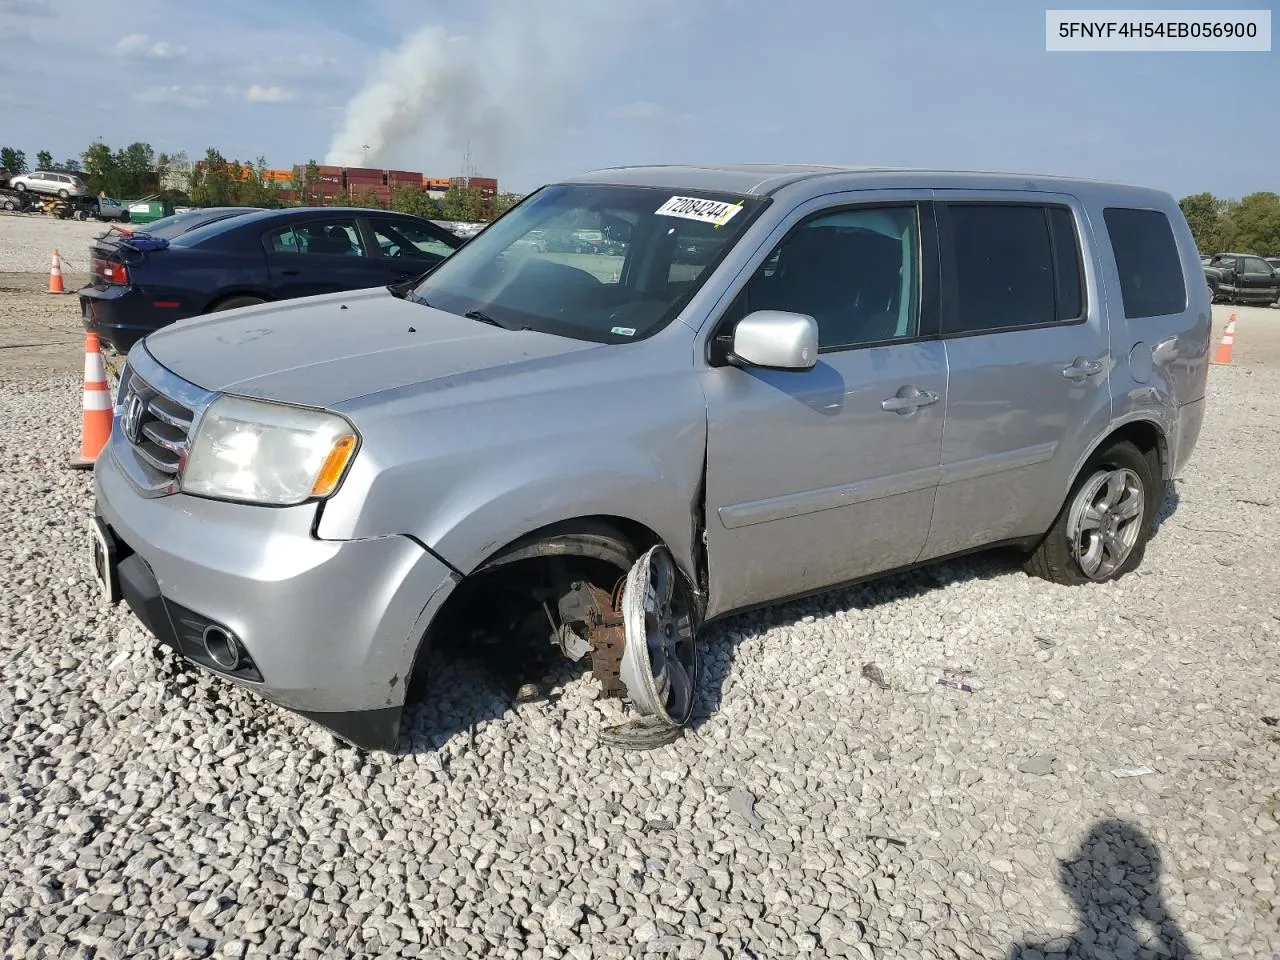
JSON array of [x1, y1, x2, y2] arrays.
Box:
[[1103, 207, 1187, 318], [1244, 257, 1273, 275], [742, 205, 921, 350], [372, 219, 455, 261], [410, 183, 766, 343]]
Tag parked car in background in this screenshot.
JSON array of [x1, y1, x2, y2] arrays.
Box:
[[93, 197, 130, 222], [1203, 252, 1280, 304], [8, 169, 90, 198], [80, 207, 463, 353], [90, 165, 1209, 750]]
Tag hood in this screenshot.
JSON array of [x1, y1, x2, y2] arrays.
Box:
[[143, 287, 601, 408]]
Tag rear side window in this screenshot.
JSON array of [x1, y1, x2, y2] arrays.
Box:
[[943, 203, 1084, 335], [1102, 207, 1187, 318]]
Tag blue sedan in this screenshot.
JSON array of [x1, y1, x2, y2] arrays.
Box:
[[79, 207, 465, 355]]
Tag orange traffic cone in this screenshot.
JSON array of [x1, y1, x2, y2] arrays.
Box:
[[70, 332, 113, 469], [47, 248, 65, 294], [1211, 313, 1236, 365]]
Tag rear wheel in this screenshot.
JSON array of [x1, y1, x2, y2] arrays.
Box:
[[1024, 440, 1155, 586], [13, 183, 24, 193], [58, 189, 69, 199], [209, 295, 266, 313]]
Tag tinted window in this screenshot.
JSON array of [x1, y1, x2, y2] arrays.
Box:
[[946, 204, 1057, 333], [371, 219, 455, 260], [1102, 207, 1187, 318], [1048, 207, 1085, 321], [744, 205, 920, 350], [1244, 257, 1272, 275], [262, 219, 365, 256]]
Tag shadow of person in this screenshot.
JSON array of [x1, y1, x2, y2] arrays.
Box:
[[1007, 819, 1197, 960]]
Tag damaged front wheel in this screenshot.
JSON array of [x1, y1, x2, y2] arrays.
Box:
[[600, 545, 699, 749]]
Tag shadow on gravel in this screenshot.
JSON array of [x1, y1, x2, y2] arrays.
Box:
[[1151, 479, 1182, 539], [1006, 819, 1196, 960]]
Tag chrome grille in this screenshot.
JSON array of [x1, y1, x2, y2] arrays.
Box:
[[120, 374, 195, 476]]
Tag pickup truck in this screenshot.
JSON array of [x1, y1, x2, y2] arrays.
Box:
[[1203, 252, 1280, 305]]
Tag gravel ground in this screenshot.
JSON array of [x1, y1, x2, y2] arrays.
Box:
[[0, 216, 106, 275], [0, 358, 1278, 958]]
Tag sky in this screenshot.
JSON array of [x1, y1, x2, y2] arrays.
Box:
[[0, 0, 1274, 198]]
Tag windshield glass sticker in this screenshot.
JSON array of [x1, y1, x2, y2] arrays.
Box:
[[611, 326, 637, 336], [655, 196, 743, 228]]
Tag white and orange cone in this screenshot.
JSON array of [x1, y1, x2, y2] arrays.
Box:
[[70, 332, 113, 469], [1212, 313, 1236, 365], [48, 248, 65, 294]]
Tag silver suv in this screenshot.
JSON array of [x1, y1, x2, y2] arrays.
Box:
[[90, 165, 1211, 750], [10, 169, 89, 198]]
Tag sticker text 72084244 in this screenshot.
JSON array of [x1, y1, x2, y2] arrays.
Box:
[[655, 196, 744, 227]]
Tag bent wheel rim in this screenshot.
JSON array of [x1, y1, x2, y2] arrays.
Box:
[[619, 546, 697, 726], [1067, 467, 1145, 580]]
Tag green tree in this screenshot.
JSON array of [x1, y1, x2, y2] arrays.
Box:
[[440, 182, 485, 222], [390, 186, 441, 218], [81, 141, 117, 195], [60, 158, 82, 173], [294, 159, 322, 206], [115, 141, 157, 198], [1223, 192, 1280, 256], [35, 150, 53, 170], [491, 192, 523, 218], [189, 148, 233, 206], [1179, 193, 1226, 255], [0, 147, 27, 174]]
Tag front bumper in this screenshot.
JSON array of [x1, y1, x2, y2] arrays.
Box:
[[93, 443, 460, 749]]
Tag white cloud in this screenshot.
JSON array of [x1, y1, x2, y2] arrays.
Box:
[[133, 85, 209, 109], [245, 84, 296, 103], [113, 32, 184, 59]]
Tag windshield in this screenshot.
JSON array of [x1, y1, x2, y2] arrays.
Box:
[[410, 183, 767, 343]]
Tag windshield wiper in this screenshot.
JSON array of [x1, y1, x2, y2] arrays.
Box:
[[464, 309, 529, 331]]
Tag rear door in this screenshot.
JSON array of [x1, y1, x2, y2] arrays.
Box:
[[262, 215, 388, 299], [920, 194, 1112, 560]]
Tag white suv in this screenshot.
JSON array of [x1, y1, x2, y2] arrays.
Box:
[[9, 170, 90, 199]]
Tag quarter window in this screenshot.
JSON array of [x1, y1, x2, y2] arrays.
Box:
[[743, 205, 920, 350], [1102, 207, 1187, 319], [943, 204, 1084, 335]]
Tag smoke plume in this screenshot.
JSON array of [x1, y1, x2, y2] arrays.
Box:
[[325, 0, 645, 174]]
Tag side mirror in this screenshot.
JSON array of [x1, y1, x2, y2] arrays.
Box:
[[729, 310, 819, 371]]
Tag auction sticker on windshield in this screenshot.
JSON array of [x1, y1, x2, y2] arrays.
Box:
[[655, 196, 744, 227]]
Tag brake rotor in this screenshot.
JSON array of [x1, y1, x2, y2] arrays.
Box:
[[616, 545, 698, 727]]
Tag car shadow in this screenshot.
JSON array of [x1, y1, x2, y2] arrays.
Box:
[[1151, 477, 1182, 539], [1006, 819, 1197, 959]]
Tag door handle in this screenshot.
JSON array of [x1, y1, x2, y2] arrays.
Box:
[[1062, 357, 1104, 381], [881, 388, 939, 413]]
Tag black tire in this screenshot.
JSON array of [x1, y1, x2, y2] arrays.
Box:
[[13, 183, 24, 192], [58, 189, 68, 199], [209, 295, 267, 313], [2, 200, 14, 211], [1024, 440, 1156, 586]]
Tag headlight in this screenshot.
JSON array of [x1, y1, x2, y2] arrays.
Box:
[[181, 396, 359, 506]]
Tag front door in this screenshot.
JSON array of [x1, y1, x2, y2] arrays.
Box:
[[262, 215, 386, 298], [702, 197, 947, 617], [921, 196, 1113, 560]]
